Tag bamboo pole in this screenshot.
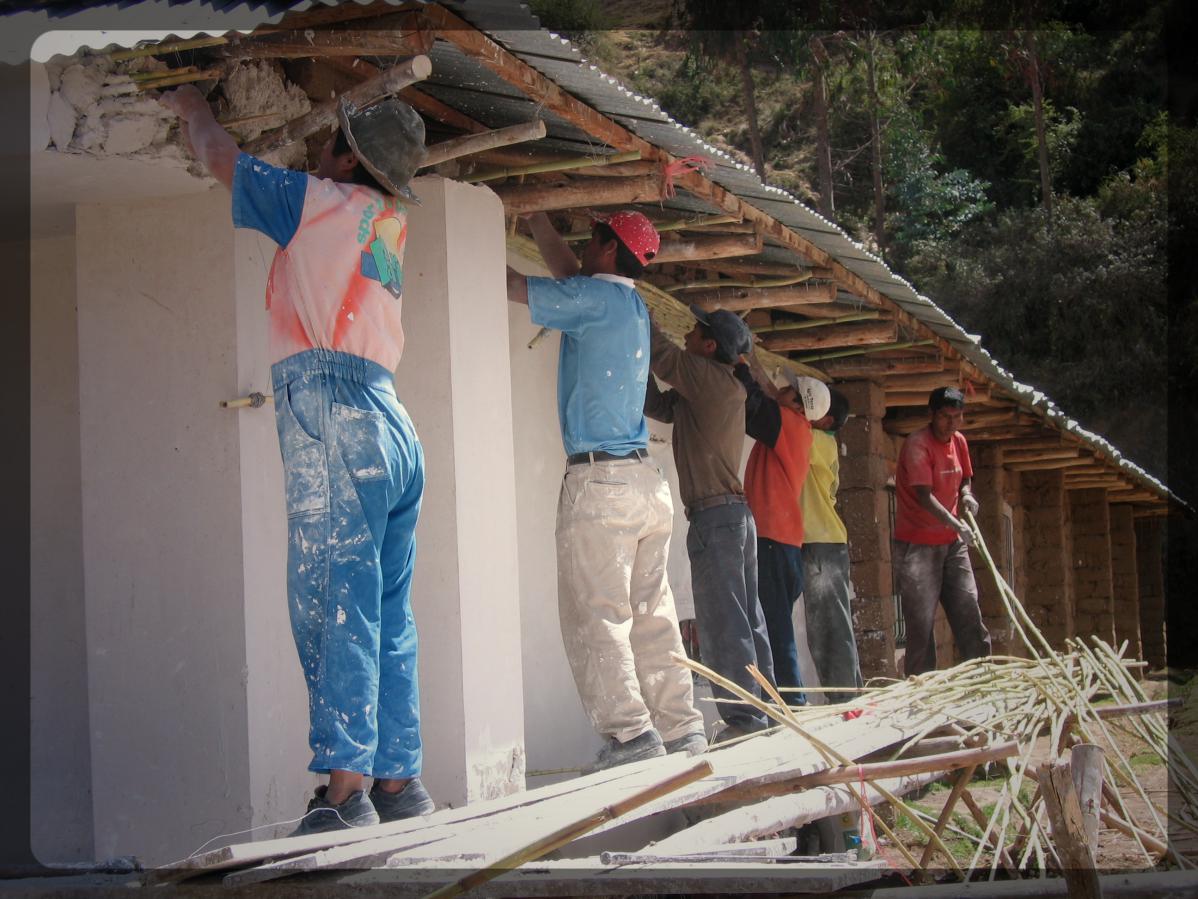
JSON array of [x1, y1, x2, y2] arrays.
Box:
[[918, 764, 979, 872], [136, 69, 222, 90], [109, 35, 229, 61], [423, 760, 713, 899]]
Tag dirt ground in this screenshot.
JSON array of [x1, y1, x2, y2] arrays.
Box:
[[869, 672, 1195, 879]]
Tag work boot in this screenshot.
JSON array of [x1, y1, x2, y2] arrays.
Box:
[[582, 729, 666, 774], [712, 720, 768, 746], [289, 786, 379, 837], [369, 778, 435, 822], [663, 731, 708, 756]]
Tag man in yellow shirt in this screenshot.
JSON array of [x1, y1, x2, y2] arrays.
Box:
[[799, 389, 864, 703]]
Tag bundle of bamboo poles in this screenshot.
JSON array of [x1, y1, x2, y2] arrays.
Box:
[[673, 511, 1194, 880]]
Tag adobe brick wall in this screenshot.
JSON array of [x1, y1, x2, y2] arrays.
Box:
[[1135, 516, 1167, 668], [1069, 487, 1116, 647], [1108, 503, 1142, 666], [837, 379, 898, 679], [1020, 470, 1074, 649], [970, 444, 1017, 656]]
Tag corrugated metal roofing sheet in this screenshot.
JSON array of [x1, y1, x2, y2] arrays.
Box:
[[7, 0, 1176, 503]]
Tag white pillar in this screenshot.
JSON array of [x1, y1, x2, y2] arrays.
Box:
[[397, 175, 526, 805], [76, 192, 254, 864]]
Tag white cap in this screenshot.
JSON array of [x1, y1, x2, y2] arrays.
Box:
[[784, 372, 831, 421]]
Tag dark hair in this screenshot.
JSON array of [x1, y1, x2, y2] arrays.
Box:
[[929, 385, 966, 412], [825, 388, 850, 431], [593, 222, 646, 279], [331, 128, 387, 193]]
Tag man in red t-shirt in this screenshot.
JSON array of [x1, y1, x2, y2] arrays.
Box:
[[893, 386, 992, 676]]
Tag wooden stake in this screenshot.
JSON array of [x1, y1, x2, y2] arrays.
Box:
[[918, 764, 978, 874], [423, 760, 714, 899], [242, 55, 432, 158], [1071, 744, 1104, 854], [1038, 761, 1103, 898], [960, 789, 1021, 877], [420, 120, 547, 169]]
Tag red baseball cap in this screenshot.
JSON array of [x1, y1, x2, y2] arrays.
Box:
[[592, 210, 660, 266]]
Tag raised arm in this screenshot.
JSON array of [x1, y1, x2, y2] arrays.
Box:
[[506, 267, 529, 305], [158, 85, 239, 190], [643, 374, 679, 423], [732, 357, 781, 447], [526, 212, 580, 280]]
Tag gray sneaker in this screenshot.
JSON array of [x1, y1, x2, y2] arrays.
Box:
[[664, 731, 708, 756], [289, 786, 380, 837], [369, 777, 435, 822], [583, 729, 666, 774]]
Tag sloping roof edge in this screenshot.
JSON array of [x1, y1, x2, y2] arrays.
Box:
[[11, 0, 1180, 507]]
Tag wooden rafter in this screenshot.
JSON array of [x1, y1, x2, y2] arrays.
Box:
[[763, 320, 899, 353], [653, 234, 764, 266], [685, 281, 836, 312], [490, 175, 664, 214], [226, 16, 434, 60], [816, 354, 946, 379]]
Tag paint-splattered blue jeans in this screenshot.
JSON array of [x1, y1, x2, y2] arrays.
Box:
[[272, 348, 424, 779]]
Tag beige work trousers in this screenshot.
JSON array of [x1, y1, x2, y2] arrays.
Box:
[[556, 457, 705, 744]]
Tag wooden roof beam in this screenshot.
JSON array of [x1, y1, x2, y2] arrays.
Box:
[[764, 321, 899, 354], [1001, 448, 1080, 464], [491, 175, 664, 215], [687, 259, 817, 277], [816, 354, 947, 379], [686, 281, 836, 312], [653, 234, 764, 266], [322, 56, 490, 135], [229, 12, 434, 59], [1006, 457, 1098, 473], [885, 387, 992, 407], [241, 55, 432, 157]]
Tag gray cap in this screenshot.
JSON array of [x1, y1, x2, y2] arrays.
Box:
[[689, 305, 753, 362], [337, 96, 427, 202]]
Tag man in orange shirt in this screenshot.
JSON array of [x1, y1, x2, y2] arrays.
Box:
[[893, 387, 991, 676], [735, 356, 830, 698]]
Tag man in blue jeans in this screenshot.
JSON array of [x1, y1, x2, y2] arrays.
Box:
[[645, 307, 775, 739], [160, 85, 435, 833]]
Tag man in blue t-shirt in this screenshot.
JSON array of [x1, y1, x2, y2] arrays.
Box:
[[506, 212, 706, 771]]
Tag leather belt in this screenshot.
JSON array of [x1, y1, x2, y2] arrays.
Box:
[[685, 493, 747, 520], [566, 448, 650, 466]]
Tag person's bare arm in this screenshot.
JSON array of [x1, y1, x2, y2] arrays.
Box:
[[158, 85, 239, 190], [914, 485, 973, 544], [506, 267, 529, 305], [526, 212, 580, 279], [958, 477, 980, 516]]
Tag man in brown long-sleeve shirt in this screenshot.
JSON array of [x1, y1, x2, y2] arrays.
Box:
[[644, 306, 775, 736]]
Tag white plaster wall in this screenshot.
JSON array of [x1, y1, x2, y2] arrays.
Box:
[[76, 192, 252, 865], [30, 230, 95, 863], [398, 176, 525, 806], [232, 228, 316, 831]]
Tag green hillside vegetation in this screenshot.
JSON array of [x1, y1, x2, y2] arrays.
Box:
[[529, 0, 1180, 481]]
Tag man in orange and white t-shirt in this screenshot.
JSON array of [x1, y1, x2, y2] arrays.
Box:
[[893, 386, 992, 677], [159, 85, 434, 834]]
